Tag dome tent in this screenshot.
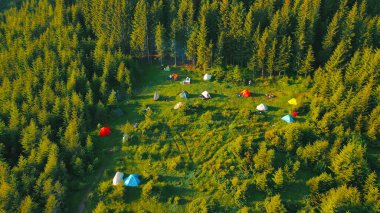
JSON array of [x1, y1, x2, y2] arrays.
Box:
[[113, 172, 124, 185], [180, 91, 189, 98], [124, 174, 140, 187], [200, 91, 211, 99], [288, 98, 297, 105], [203, 74, 212, 80], [99, 126, 111, 136], [256, 103, 268, 111], [240, 89, 251, 97], [281, 115, 295, 123]]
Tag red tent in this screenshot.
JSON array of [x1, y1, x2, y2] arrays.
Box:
[[240, 89, 251, 97], [99, 126, 111, 136], [292, 111, 299, 117]]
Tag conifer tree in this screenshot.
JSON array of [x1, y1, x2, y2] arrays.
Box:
[[130, 0, 148, 57], [155, 23, 165, 65], [298, 46, 315, 77]]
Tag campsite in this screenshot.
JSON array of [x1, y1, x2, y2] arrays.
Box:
[[0, 0, 379, 213], [66, 65, 313, 212]]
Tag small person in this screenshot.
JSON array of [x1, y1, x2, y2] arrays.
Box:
[[248, 79, 252, 86]]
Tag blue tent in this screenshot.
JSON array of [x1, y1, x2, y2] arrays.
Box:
[[124, 174, 140, 187], [282, 115, 295, 123]]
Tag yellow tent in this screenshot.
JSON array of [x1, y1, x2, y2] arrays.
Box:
[[288, 98, 297, 105]]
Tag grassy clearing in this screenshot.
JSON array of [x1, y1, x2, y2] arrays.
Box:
[[66, 64, 314, 212]]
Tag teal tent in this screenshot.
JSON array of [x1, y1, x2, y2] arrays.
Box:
[[282, 115, 294, 123], [124, 174, 140, 187], [180, 91, 189, 98]]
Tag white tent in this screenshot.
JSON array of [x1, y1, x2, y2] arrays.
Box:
[[153, 91, 159, 101], [174, 102, 184, 109], [113, 172, 124, 185], [201, 91, 211, 99], [256, 103, 268, 111], [203, 74, 212, 81]]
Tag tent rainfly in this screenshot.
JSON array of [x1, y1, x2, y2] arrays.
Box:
[[256, 103, 268, 111], [240, 89, 251, 97], [153, 91, 159, 101], [174, 102, 184, 109], [282, 115, 295, 123], [180, 91, 189, 98], [288, 98, 297, 105], [113, 172, 124, 185], [201, 91, 211, 99], [203, 74, 212, 81], [124, 174, 140, 187]]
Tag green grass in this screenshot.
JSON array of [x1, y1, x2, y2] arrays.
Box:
[[65, 64, 313, 212]]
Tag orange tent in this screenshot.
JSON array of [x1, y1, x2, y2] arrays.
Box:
[[173, 73, 178, 80], [240, 89, 251, 97], [99, 126, 111, 136]]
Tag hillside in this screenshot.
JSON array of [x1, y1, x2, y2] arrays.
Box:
[[0, 0, 379, 212]]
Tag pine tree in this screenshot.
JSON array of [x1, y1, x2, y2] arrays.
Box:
[[130, 0, 148, 57], [186, 26, 198, 65], [257, 29, 269, 77], [266, 39, 276, 78], [264, 194, 286, 213], [331, 142, 367, 184], [154, 23, 165, 65], [322, 12, 341, 63], [272, 168, 284, 189], [20, 195, 35, 213], [298, 46, 315, 77], [196, 16, 208, 72], [107, 90, 117, 106]]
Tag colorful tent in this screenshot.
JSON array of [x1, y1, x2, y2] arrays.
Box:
[[174, 102, 184, 109], [124, 174, 140, 187], [292, 111, 299, 117], [153, 91, 159, 101], [203, 74, 212, 80], [288, 98, 297, 105], [180, 91, 189, 98], [201, 91, 211, 99], [113, 172, 124, 185], [164, 66, 171, 71], [182, 77, 191, 85], [256, 103, 268, 111], [240, 89, 251, 97], [173, 73, 179, 80], [99, 127, 111, 136], [281, 115, 295, 123]]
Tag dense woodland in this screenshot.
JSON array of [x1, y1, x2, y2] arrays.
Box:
[[0, 0, 379, 212]]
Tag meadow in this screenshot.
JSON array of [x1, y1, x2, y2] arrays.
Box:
[[66, 64, 316, 212]]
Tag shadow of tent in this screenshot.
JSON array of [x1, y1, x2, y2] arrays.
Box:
[[123, 187, 142, 203], [268, 106, 281, 111], [212, 93, 228, 98]]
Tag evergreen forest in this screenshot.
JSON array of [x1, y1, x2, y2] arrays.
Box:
[[0, 0, 379, 212]]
